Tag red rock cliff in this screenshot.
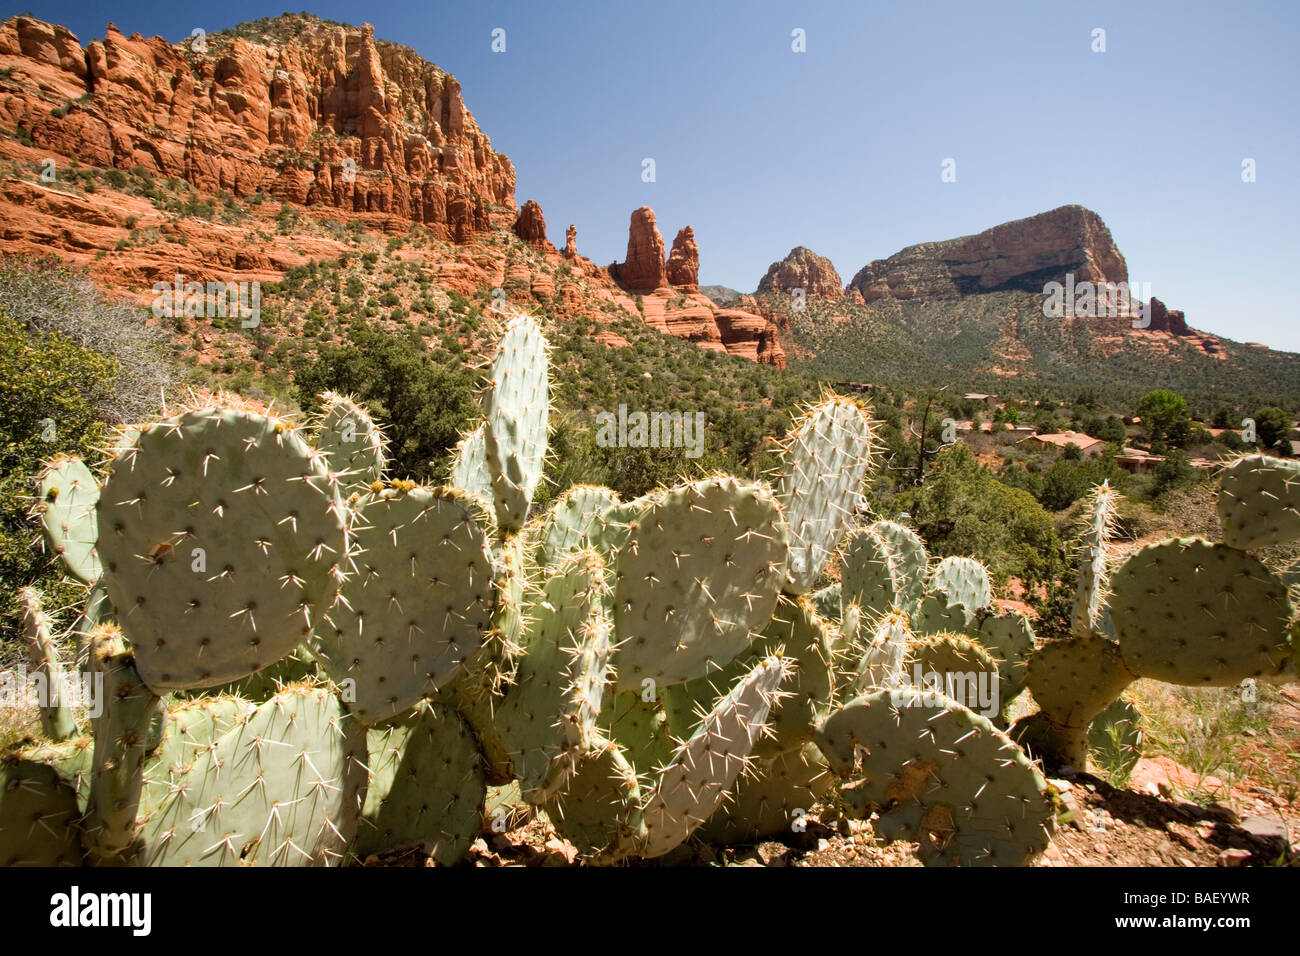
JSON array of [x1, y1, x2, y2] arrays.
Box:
[[0, 15, 515, 241]]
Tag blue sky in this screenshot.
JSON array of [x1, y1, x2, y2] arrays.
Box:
[[12, 0, 1300, 350]]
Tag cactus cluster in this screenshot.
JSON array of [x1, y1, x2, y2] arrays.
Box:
[[24, 308, 1295, 868], [1012, 469, 1298, 771]]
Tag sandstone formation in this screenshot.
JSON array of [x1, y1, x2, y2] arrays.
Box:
[[0, 16, 515, 241], [564, 223, 577, 258], [513, 199, 552, 249], [1147, 297, 1189, 336], [757, 246, 843, 298], [848, 205, 1128, 303], [666, 226, 699, 291], [610, 206, 667, 292]]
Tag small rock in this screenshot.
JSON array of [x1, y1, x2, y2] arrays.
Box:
[[1240, 815, 1288, 845], [817, 839, 830, 852], [491, 834, 513, 851], [1048, 777, 1073, 792], [470, 838, 488, 855], [756, 843, 788, 866], [1218, 848, 1251, 867], [544, 837, 577, 863]]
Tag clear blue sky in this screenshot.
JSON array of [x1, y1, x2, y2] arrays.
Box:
[[12, 0, 1300, 350]]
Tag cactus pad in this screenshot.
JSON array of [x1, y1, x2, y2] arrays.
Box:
[[0, 758, 83, 866], [927, 557, 992, 625], [1109, 538, 1294, 684], [35, 454, 101, 584], [610, 477, 787, 692], [97, 402, 348, 691], [496, 549, 613, 804], [314, 485, 496, 725], [776, 396, 876, 593], [312, 392, 387, 492], [142, 683, 365, 866], [532, 484, 620, 567], [356, 703, 486, 865], [482, 310, 550, 530], [449, 423, 494, 508], [1026, 632, 1135, 730], [1218, 454, 1300, 550], [815, 687, 1054, 866], [696, 743, 833, 845]]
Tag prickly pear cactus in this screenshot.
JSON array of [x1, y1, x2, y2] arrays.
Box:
[[816, 687, 1055, 866], [776, 395, 876, 594], [34, 454, 102, 584], [0, 757, 83, 866], [1109, 538, 1293, 684], [638, 654, 790, 858], [843, 520, 928, 617], [82, 624, 163, 865], [482, 310, 550, 531], [851, 610, 911, 696], [312, 392, 387, 493], [1218, 454, 1300, 551], [141, 683, 366, 866], [96, 400, 349, 691], [904, 632, 1002, 720], [696, 743, 833, 846], [449, 423, 494, 509], [609, 476, 787, 693], [529, 484, 620, 568], [927, 556, 992, 625], [973, 609, 1035, 705], [313, 485, 496, 726], [355, 703, 486, 865], [1087, 695, 1144, 781], [1072, 482, 1119, 637], [544, 735, 645, 862], [17, 587, 77, 741], [810, 581, 842, 623], [496, 549, 612, 804]]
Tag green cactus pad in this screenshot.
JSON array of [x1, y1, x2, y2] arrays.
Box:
[[610, 476, 787, 692], [482, 782, 535, 835], [844, 520, 929, 616], [639, 654, 790, 858], [83, 625, 164, 865], [586, 498, 651, 565], [356, 703, 486, 864], [851, 611, 911, 695], [313, 392, 388, 493], [815, 687, 1055, 866], [533, 484, 620, 567], [1026, 632, 1135, 730], [666, 595, 836, 760], [35, 454, 102, 584], [776, 396, 876, 594], [0, 757, 83, 866], [1110, 538, 1294, 684], [142, 684, 365, 866], [911, 593, 971, 636], [10, 737, 94, 813], [1218, 454, 1300, 550], [544, 736, 646, 862], [974, 609, 1036, 704], [497, 549, 613, 804], [449, 423, 494, 509], [904, 633, 1003, 721], [482, 310, 550, 531], [17, 587, 77, 741], [1072, 482, 1119, 637], [97, 402, 348, 691], [696, 743, 833, 845], [1010, 711, 1088, 771], [927, 557, 992, 625], [314, 485, 496, 726], [810, 581, 842, 623]]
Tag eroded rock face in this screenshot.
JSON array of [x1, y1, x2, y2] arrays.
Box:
[[757, 246, 843, 298], [564, 223, 577, 258], [848, 205, 1128, 302], [513, 199, 551, 248], [666, 226, 699, 291], [1147, 297, 1189, 336], [0, 15, 515, 241], [610, 205, 667, 292]]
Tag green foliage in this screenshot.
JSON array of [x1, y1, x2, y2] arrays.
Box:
[[1136, 389, 1189, 449], [0, 309, 112, 647], [292, 322, 478, 483], [897, 444, 1063, 586], [1253, 406, 1291, 451]]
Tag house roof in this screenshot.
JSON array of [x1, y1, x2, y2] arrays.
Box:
[[1022, 430, 1104, 450]]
